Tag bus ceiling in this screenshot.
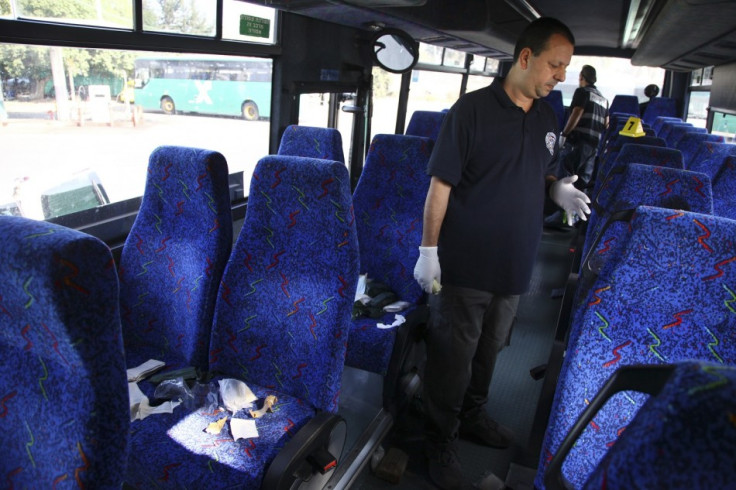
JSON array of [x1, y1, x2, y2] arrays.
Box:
[[246, 0, 736, 71]]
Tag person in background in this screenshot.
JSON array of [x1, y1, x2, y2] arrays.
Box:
[[639, 83, 660, 116], [413, 17, 590, 490], [545, 64, 608, 226]]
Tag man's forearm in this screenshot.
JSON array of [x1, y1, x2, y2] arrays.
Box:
[[421, 176, 452, 247]]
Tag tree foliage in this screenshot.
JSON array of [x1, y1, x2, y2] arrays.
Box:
[[143, 0, 214, 35]]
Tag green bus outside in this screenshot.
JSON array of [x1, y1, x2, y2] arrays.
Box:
[[133, 55, 272, 120]]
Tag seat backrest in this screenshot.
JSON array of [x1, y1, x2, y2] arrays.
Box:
[[353, 134, 433, 304], [677, 132, 724, 167], [712, 155, 736, 220], [658, 121, 692, 145], [118, 146, 232, 371], [596, 135, 665, 179], [277, 124, 345, 163], [666, 125, 707, 148], [593, 141, 681, 199], [0, 216, 129, 487], [608, 95, 640, 117], [536, 206, 736, 489], [210, 155, 359, 413], [642, 96, 677, 126], [542, 90, 566, 130], [580, 165, 713, 291], [583, 362, 736, 489], [652, 115, 682, 135], [688, 141, 736, 180], [405, 110, 447, 142]]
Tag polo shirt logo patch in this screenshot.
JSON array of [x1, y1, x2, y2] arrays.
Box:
[[545, 132, 556, 155]]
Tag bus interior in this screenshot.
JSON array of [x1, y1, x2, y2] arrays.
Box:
[[1, 0, 736, 488]]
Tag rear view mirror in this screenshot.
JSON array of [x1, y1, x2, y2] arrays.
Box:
[[371, 29, 419, 74]]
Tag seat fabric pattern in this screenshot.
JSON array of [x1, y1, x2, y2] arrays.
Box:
[[0, 216, 129, 488], [677, 132, 724, 167], [119, 146, 232, 372], [405, 110, 446, 142], [346, 134, 433, 374], [583, 362, 736, 489], [536, 206, 736, 489], [658, 121, 692, 145], [277, 124, 345, 163], [652, 116, 682, 136], [712, 155, 736, 220], [125, 155, 359, 489], [687, 141, 736, 180], [666, 125, 707, 148], [641, 97, 677, 126], [608, 95, 639, 117], [541, 90, 566, 131], [579, 164, 713, 303]]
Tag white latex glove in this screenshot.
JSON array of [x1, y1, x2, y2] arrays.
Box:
[[413, 246, 441, 294], [549, 175, 591, 226]]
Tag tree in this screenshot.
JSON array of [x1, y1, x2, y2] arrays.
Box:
[[143, 0, 213, 35]]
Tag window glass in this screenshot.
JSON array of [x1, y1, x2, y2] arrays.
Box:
[[1, 43, 271, 220], [686, 91, 709, 128], [1, 0, 12, 18], [371, 65, 400, 136], [297, 92, 355, 164], [443, 48, 466, 68], [466, 74, 493, 94], [11, 0, 133, 28], [553, 56, 665, 107], [712, 111, 736, 143], [418, 43, 443, 65], [222, 0, 277, 44], [407, 70, 461, 117], [143, 0, 215, 36]]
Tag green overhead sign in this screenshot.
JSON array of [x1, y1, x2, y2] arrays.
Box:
[[240, 15, 270, 38]]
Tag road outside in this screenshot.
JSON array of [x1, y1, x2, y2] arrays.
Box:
[[1, 100, 270, 220]]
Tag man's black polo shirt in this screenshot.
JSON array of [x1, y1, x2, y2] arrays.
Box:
[[428, 78, 559, 294]]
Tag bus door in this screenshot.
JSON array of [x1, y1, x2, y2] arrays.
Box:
[[292, 81, 371, 189]]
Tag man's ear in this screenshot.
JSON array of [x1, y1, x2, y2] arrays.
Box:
[[518, 47, 532, 70]]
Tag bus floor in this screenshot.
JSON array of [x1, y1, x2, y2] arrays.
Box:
[[344, 227, 577, 489]]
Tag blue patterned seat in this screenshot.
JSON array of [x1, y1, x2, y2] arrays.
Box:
[[124, 155, 359, 488], [712, 155, 736, 220], [652, 115, 682, 136], [405, 110, 446, 142], [347, 134, 433, 386], [665, 124, 707, 148], [546, 362, 736, 489], [542, 90, 566, 131], [277, 124, 345, 163], [536, 206, 736, 489], [642, 97, 677, 126], [658, 121, 693, 146], [118, 146, 232, 373], [688, 141, 736, 180], [579, 164, 712, 298], [677, 131, 724, 167], [608, 95, 639, 117], [594, 135, 665, 184], [592, 143, 683, 206], [0, 216, 129, 487]]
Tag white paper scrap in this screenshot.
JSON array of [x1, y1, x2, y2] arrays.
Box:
[[377, 314, 406, 329], [231, 418, 259, 441], [127, 359, 165, 382]]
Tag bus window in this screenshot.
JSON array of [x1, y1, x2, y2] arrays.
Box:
[[1, 44, 271, 221], [407, 70, 462, 115], [8, 0, 133, 28], [297, 92, 355, 163], [553, 56, 665, 107], [712, 110, 736, 143], [686, 91, 710, 128], [371, 66, 401, 136], [222, 0, 277, 45], [142, 0, 216, 36]]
